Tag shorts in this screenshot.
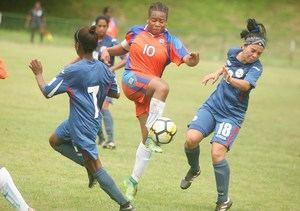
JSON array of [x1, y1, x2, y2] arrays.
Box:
[[122, 70, 156, 117], [55, 120, 99, 160], [188, 107, 240, 150]]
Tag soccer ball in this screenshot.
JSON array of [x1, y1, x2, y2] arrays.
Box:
[[149, 117, 177, 144]]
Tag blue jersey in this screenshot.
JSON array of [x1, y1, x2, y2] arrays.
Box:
[[93, 35, 123, 66], [204, 48, 263, 126], [43, 59, 119, 143]]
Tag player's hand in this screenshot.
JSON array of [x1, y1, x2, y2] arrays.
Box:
[[202, 72, 219, 85], [100, 48, 111, 66], [29, 59, 43, 75], [222, 66, 232, 83], [184, 52, 200, 67]]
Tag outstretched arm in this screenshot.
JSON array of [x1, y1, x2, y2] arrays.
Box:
[[183, 52, 200, 67], [101, 42, 128, 66], [202, 67, 224, 85], [28, 59, 46, 97]]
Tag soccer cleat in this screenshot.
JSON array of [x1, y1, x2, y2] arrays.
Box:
[[85, 168, 96, 188], [119, 202, 135, 211], [180, 167, 201, 189], [215, 198, 233, 211], [145, 137, 163, 153], [124, 177, 138, 201], [102, 142, 116, 149]]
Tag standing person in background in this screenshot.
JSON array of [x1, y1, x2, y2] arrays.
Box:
[[103, 6, 119, 39], [180, 19, 267, 211], [25, 1, 46, 43], [0, 166, 35, 211], [93, 15, 127, 149], [101, 1, 199, 201], [28, 26, 134, 211]]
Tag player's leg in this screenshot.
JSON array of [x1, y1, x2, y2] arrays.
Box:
[[80, 150, 134, 210], [49, 121, 85, 166], [211, 120, 239, 210], [97, 114, 106, 146], [181, 107, 216, 189], [0, 166, 35, 211], [101, 98, 115, 149], [144, 77, 169, 131]]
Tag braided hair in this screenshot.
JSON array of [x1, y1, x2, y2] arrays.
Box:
[[148, 2, 169, 20]]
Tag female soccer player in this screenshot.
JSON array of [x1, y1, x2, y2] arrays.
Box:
[[101, 2, 199, 201], [180, 19, 267, 211], [29, 26, 134, 211], [93, 15, 127, 149]]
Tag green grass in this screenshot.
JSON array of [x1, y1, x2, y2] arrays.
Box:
[[0, 30, 299, 211]]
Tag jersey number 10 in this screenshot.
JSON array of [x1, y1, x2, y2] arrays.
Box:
[[143, 44, 156, 57]]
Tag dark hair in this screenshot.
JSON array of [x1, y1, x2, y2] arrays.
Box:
[[240, 19, 267, 47], [148, 2, 169, 20], [95, 15, 109, 25], [103, 6, 112, 15], [74, 26, 98, 53]]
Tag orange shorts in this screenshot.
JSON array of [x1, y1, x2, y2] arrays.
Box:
[[122, 70, 156, 117]]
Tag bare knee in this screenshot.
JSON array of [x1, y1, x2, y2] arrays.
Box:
[[185, 129, 203, 149], [49, 134, 60, 149], [211, 143, 227, 163]]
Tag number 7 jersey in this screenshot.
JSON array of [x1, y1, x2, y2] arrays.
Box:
[[124, 25, 189, 77], [43, 59, 119, 140]]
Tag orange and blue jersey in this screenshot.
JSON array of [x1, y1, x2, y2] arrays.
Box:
[[124, 25, 189, 77]]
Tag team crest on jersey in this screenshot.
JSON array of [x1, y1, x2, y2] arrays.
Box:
[[228, 69, 234, 77], [159, 39, 165, 44], [128, 75, 137, 88], [235, 68, 244, 78]]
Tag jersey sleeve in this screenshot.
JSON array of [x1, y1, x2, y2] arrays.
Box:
[[168, 35, 189, 66], [244, 63, 263, 88], [43, 67, 74, 98]]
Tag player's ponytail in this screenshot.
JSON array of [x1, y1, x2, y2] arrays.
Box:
[[74, 26, 98, 53], [240, 18, 267, 47]]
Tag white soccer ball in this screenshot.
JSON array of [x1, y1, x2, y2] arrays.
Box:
[[149, 117, 177, 144]]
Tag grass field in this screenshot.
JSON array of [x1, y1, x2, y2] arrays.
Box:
[[0, 29, 299, 211]]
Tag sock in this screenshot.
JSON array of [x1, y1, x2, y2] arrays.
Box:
[[0, 167, 29, 211], [102, 110, 114, 143], [185, 145, 200, 173], [145, 98, 166, 131], [94, 168, 128, 206], [213, 159, 230, 203], [131, 142, 152, 183], [54, 143, 84, 166]]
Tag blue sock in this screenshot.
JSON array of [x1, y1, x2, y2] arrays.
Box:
[[102, 110, 114, 143], [213, 159, 230, 203], [94, 168, 128, 206], [185, 145, 200, 173], [54, 143, 84, 166]]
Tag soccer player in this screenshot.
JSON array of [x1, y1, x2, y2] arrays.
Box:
[[0, 166, 35, 211], [93, 15, 127, 149], [103, 6, 119, 39], [0, 57, 8, 79], [180, 19, 267, 211], [28, 26, 134, 211], [101, 2, 199, 201]]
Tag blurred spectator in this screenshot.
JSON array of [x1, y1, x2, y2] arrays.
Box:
[[103, 6, 118, 38], [25, 1, 46, 43]]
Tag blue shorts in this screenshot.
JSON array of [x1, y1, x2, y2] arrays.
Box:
[[55, 120, 99, 160], [188, 107, 240, 150]]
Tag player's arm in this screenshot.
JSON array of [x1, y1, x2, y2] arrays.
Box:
[[110, 54, 127, 72], [101, 41, 128, 66], [223, 67, 251, 92], [202, 67, 224, 85], [183, 52, 200, 67], [29, 59, 47, 96]]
